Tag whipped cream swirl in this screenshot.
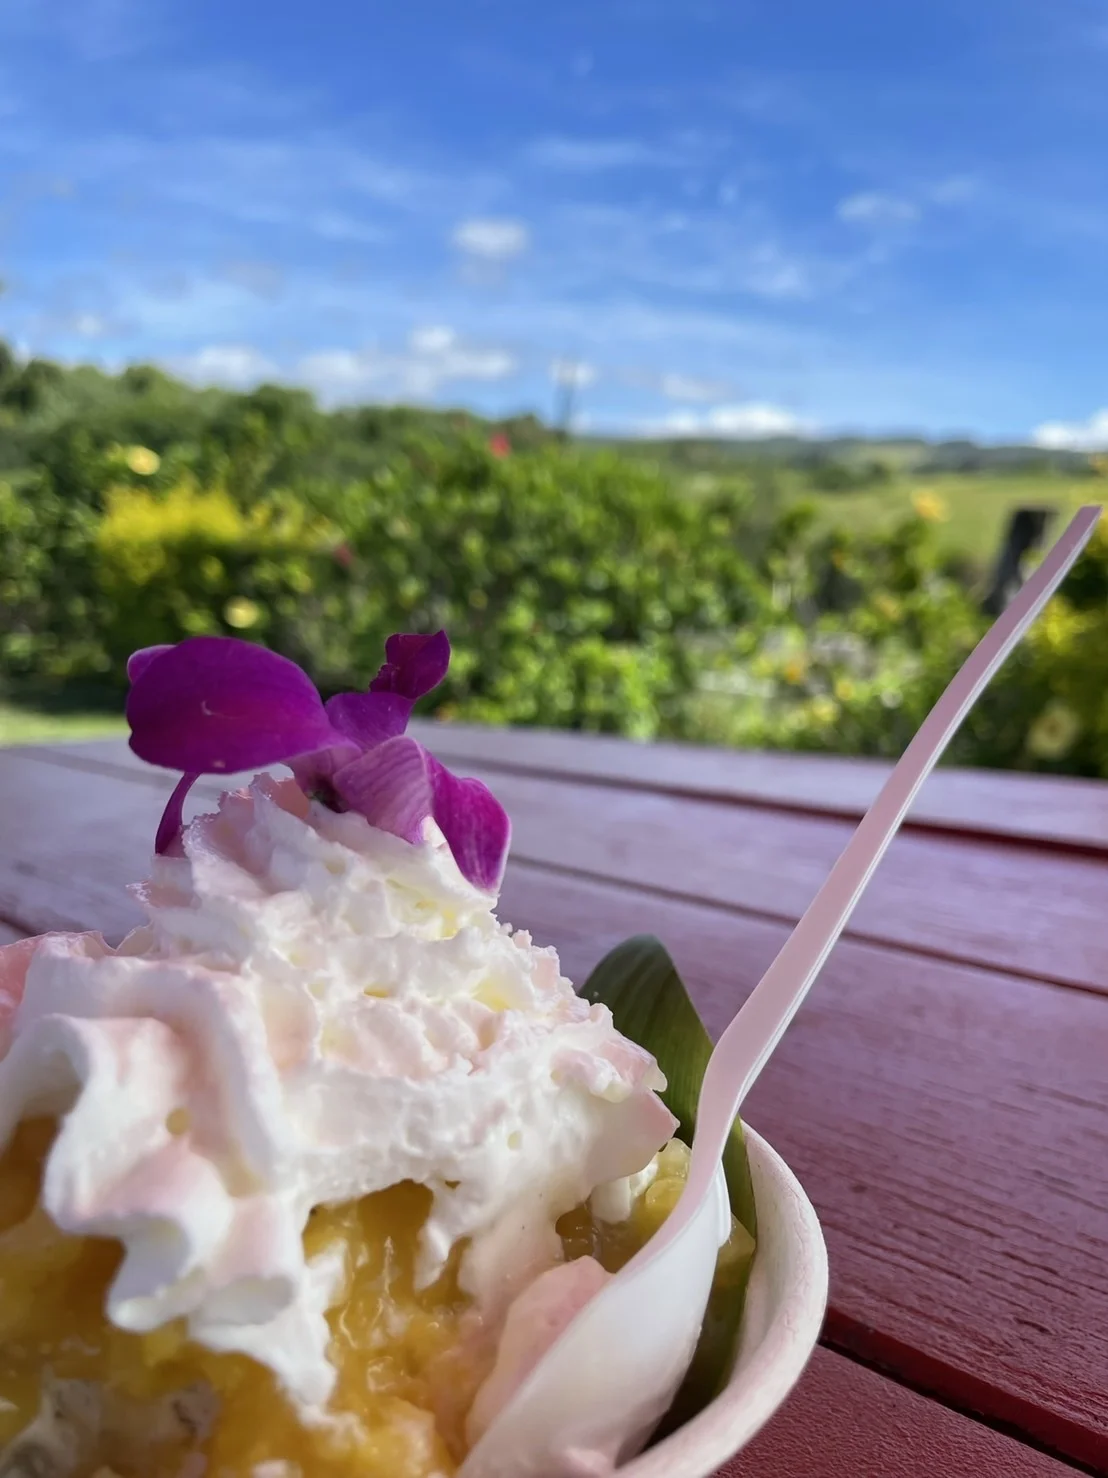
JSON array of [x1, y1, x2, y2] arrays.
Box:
[[0, 777, 675, 1410]]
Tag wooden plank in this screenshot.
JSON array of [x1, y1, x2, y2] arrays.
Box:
[[719, 1349, 1084, 1477], [493, 865, 1108, 1472], [478, 767, 1108, 995], [0, 754, 1105, 1467], [22, 730, 1108, 855], [0, 752, 163, 937], [9, 746, 1107, 991], [409, 721, 1108, 854]]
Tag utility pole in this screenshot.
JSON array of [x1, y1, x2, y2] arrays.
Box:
[[552, 359, 587, 440]]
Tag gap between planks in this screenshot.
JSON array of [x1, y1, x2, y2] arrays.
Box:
[[6, 742, 1108, 995]]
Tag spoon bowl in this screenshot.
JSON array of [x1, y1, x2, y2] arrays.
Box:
[[460, 1128, 827, 1478], [619, 1126, 827, 1478]]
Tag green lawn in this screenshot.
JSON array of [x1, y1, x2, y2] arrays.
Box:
[[810, 474, 1097, 571], [0, 702, 126, 746]]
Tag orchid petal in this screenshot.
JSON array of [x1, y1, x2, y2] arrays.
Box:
[[155, 772, 199, 855], [127, 645, 173, 683], [369, 630, 450, 699], [325, 690, 413, 750], [333, 737, 510, 891], [427, 754, 511, 893], [332, 736, 432, 846], [126, 636, 346, 775]]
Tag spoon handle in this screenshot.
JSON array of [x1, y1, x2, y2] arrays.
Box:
[[689, 506, 1102, 1192]]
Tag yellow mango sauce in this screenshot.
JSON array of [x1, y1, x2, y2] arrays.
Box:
[[0, 1123, 746, 1477]]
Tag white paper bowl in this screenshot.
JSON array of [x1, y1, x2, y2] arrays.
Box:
[[618, 1126, 828, 1478]]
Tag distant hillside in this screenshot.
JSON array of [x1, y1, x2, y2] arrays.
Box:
[[0, 340, 1096, 484], [586, 432, 1093, 478]]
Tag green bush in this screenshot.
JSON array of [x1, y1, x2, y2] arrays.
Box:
[[0, 436, 766, 739], [680, 502, 988, 759], [275, 438, 767, 737], [0, 412, 1105, 780]]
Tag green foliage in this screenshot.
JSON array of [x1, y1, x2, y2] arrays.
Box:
[[804, 456, 892, 492], [0, 336, 1104, 779]]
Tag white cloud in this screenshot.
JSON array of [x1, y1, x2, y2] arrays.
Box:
[[1032, 409, 1108, 451], [641, 402, 813, 439], [70, 312, 109, 338], [451, 217, 530, 261], [837, 191, 920, 226], [309, 211, 387, 245], [927, 175, 978, 205], [174, 344, 277, 388], [299, 326, 517, 404], [526, 136, 681, 171], [551, 357, 597, 388], [739, 243, 815, 299], [409, 324, 458, 356], [659, 372, 733, 402]]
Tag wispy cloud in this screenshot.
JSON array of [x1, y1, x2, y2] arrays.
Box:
[[837, 191, 920, 226], [551, 357, 598, 389], [174, 344, 278, 388], [451, 217, 531, 262], [658, 372, 735, 402], [925, 174, 979, 205], [525, 135, 688, 171], [1032, 409, 1108, 451], [0, 0, 168, 62], [738, 242, 817, 299], [64, 311, 112, 338], [298, 326, 517, 405], [640, 402, 813, 438]]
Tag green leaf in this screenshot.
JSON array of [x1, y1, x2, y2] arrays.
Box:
[[581, 934, 757, 1437]]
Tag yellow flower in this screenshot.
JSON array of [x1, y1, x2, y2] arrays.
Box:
[[782, 655, 809, 685], [911, 490, 947, 523], [1026, 701, 1081, 761], [833, 676, 855, 701], [124, 446, 161, 476], [873, 592, 901, 621], [224, 597, 262, 630], [809, 697, 839, 725]]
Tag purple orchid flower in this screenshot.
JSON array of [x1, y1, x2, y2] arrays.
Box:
[[125, 631, 511, 892]]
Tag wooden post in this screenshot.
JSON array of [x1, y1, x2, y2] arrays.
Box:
[[982, 507, 1053, 615]]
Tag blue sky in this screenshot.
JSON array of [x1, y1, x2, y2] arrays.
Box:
[[1, 0, 1107, 443]]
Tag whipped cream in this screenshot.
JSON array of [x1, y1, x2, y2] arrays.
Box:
[[0, 776, 676, 1411]]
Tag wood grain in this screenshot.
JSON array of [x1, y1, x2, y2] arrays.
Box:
[[9, 745, 1107, 991], [2, 745, 1106, 1469], [721, 1349, 1084, 1477], [477, 767, 1108, 994], [409, 721, 1108, 854], [24, 729, 1108, 853], [493, 865, 1108, 1470]]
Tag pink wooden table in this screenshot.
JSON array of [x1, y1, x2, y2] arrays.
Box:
[[1, 725, 1105, 1477]]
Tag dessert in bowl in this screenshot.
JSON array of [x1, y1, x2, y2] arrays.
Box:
[[0, 631, 823, 1478]]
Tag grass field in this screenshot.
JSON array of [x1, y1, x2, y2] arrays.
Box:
[[0, 702, 125, 747], [813, 474, 1099, 570]]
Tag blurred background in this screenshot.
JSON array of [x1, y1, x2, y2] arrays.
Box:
[[0, 0, 1105, 773]]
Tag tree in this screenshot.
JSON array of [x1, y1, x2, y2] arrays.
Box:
[[2, 357, 64, 416]]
